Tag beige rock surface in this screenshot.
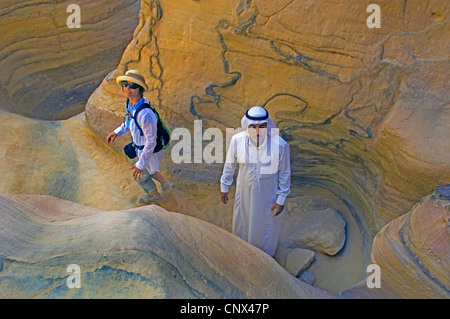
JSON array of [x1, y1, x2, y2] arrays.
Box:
[[288, 207, 346, 256], [0, 0, 449, 299], [0, 110, 141, 211], [86, 0, 450, 233], [0, 0, 140, 120], [339, 187, 450, 298], [0, 109, 232, 229], [0, 193, 333, 299], [285, 248, 315, 277]]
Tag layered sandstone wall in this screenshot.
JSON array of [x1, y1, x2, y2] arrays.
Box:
[[0, 193, 333, 298], [0, 187, 447, 298], [0, 0, 140, 120], [86, 0, 450, 234], [340, 185, 449, 298], [0, 0, 448, 298]]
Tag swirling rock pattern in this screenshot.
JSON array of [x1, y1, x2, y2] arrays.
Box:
[[0, 110, 145, 211], [0, 0, 140, 120], [85, 0, 450, 233], [0, 0, 448, 299], [80, 0, 448, 297], [0, 193, 333, 298], [339, 185, 450, 298]]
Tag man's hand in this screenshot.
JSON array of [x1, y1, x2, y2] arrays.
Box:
[[270, 203, 284, 217], [106, 132, 117, 144], [220, 192, 229, 204], [131, 164, 144, 181]]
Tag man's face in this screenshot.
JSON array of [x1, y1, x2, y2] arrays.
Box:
[[248, 122, 268, 146]]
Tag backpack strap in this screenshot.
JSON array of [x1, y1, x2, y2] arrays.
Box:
[[132, 103, 151, 136], [126, 99, 151, 137]]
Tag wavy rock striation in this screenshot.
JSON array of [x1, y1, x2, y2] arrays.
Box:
[[0, 0, 448, 298], [0, 0, 140, 120], [0, 110, 145, 211], [86, 0, 450, 234], [339, 185, 450, 298], [0, 193, 333, 298]]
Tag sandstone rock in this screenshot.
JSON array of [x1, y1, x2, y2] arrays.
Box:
[[0, 0, 140, 120], [299, 271, 316, 286], [339, 186, 450, 299], [0, 0, 449, 299], [0, 110, 143, 211], [276, 188, 373, 294], [0, 194, 334, 299], [435, 184, 450, 200], [285, 248, 315, 277], [0, 110, 233, 230], [85, 0, 450, 237], [290, 208, 346, 256]]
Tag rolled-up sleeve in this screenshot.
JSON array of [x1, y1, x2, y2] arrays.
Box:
[[114, 121, 129, 136]]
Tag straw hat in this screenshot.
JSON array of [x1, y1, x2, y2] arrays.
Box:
[[116, 70, 149, 91]]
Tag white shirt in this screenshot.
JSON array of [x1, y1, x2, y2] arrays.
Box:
[[114, 97, 161, 172]]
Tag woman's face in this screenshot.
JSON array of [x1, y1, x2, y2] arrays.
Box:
[[122, 81, 141, 100]]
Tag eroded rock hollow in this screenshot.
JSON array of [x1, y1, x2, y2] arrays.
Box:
[[84, 0, 450, 295], [0, 0, 449, 298]]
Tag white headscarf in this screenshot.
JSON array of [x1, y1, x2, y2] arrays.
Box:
[[240, 106, 276, 134]]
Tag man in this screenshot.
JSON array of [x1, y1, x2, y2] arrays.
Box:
[[220, 106, 291, 256], [106, 70, 174, 203]]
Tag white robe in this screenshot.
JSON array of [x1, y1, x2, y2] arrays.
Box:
[[220, 130, 291, 256]]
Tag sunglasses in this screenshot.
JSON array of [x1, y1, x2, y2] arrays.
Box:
[[121, 81, 141, 89]]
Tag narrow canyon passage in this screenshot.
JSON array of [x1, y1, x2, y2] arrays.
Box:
[[159, 160, 375, 295], [278, 183, 374, 294]]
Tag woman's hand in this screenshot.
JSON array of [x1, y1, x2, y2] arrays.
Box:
[[131, 165, 144, 181], [106, 132, 117, 144]]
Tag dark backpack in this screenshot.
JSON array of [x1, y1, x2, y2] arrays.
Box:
[[126, 100, 170, 153]]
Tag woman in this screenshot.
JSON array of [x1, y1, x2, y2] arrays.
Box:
[[106, 70, 174, 203]]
